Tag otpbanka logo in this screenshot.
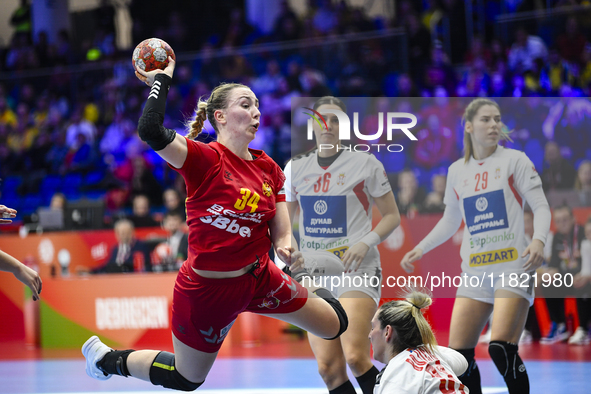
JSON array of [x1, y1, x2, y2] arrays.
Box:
[[303, 107, 417, 152]]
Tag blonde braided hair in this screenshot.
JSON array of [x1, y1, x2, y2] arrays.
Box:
[[187, 101, 208, 140]]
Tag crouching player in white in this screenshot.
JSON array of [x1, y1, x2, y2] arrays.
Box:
[[370, 289, 469, 394], [284, 96, 400, 394], [401, 99, 551, 394]]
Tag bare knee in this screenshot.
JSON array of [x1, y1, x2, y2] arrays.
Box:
[[317, 360, 347, 388], [344, 351, 372, 376]]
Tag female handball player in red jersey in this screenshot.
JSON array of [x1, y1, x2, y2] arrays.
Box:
[[82, 57, 348, 391], [400, 98, 551, 394]]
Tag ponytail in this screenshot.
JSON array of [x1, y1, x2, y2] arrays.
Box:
[[187, 101, 208, 140], [377, 288, 438, 354]]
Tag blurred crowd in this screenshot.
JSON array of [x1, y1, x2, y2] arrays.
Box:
[[1, 0, 591, 222]]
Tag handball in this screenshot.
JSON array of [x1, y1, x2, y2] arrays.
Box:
[[132, 38, 175, 72], [302, 251, 346, 276]]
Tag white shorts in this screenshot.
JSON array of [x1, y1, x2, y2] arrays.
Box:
[[455, 271, 535, 307], [316, 265, 382, 306]]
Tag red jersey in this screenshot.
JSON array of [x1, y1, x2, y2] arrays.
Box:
[[172, 138, 286, 271]]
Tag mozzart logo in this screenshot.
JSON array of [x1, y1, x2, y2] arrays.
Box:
[[303, 107, 417, 152]]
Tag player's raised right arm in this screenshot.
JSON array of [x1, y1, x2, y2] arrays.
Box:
[[400, 202, 463, 273], [136, 57, 188, 169]]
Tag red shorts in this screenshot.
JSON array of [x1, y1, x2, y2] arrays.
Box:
[[171, 254, 308, 352]]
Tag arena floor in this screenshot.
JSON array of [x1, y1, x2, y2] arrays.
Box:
[[1, 338, 589, 394]]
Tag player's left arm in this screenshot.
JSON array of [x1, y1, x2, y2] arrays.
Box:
[[515, 154, 551, 271], [342, 191, 401, 272], [0, 205, 17, 223], [0, 250, 42, 301], [342, 155, 401, 272], [270, 201, 303, 268], [522, 186, 551, 271]]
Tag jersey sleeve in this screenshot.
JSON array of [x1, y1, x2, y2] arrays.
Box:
[[418, 164, 462, 254], [422, 373, 467, 394], [366, 154, 392, 198], [423, 357, 468, 394], [272, 160, 286, 203], [283, 160, 296, 202], [169, 137, 219, 196], [436, 346, 468, 376], [442, 163, 460, 208], [523, 186, 551, 245], [514, 152, 542, 194]]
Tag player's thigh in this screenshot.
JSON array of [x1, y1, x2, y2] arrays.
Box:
[[260, 294, 339, 339], [449, 297, 494, 349], [338, 292, 376, 363], [172, 333, 218, 384], [490, 290, 530, 343]]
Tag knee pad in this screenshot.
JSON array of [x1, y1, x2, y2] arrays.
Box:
[[149, 351, 203, 391], [488, 341, 527, 380], [489, 341, 529, 393], [314, 288, 349, 340]]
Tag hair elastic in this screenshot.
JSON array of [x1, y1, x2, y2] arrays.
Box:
[[403, 300, 421, 310]]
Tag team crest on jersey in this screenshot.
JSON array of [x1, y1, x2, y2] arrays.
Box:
[[262, 182, 273, 197], [337, 173, 346, 185], [495, 167, 501, 179], [463, 179, 469, 188]]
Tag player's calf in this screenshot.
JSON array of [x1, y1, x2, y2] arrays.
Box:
[[82, 336, 202, 391]]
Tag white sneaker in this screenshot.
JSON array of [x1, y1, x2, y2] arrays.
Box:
[[568, 327, 591, 345], [540, 322, 570, 344], [519, 329, 533, 344], [82, 335, 113, 380]]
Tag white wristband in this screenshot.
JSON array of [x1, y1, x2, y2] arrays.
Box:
[[360, 231, 381, 249]]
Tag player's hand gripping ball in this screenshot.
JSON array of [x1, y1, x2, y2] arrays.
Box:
[[132, 38, 175, 72]]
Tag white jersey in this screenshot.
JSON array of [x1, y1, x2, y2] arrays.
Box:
[[285, 149, 391, 261], [374, 346, 468, 394], [444, 146, 542, 276]]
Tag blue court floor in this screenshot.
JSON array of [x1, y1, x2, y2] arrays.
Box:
[[0, 358, 589, 394]]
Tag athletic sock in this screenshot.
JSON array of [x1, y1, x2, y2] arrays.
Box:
[[328, 379, 357, 394], [355, 365, 379, 394], [97, 349, 135, 377]]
